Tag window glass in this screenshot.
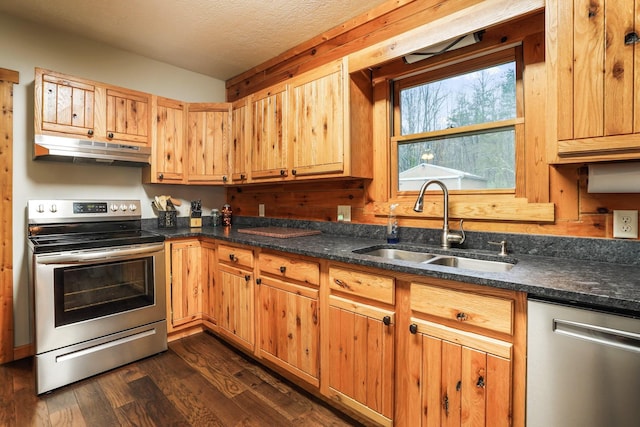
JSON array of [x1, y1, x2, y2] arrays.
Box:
[[396, 61, 516, 191]]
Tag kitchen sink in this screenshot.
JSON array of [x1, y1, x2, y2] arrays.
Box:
[[353, 246, 515, 273], [426, 255, 514, 272], [357, 248, 438, 263]]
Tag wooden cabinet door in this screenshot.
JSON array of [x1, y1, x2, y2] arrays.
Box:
[[250, 84, 288, 181], [550, 0, 640, 160], [217, 265, 255, 351], [186, 103, 232, 184], [257, 276, 320, 386], [327, 298, 395, 424], [290, 60, 345, 178], [231, 98, 249, 183], [405, 320, 512, 427], [201, 240, 217, 327], [169, 240, 202, 331], [150, 96, 186, 184], [105, 87, 151, 145], [36, 69, 96, 138]]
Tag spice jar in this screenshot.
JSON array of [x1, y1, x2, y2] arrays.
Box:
[[211, 209, 221, 227], [221, 204, 232, 226]]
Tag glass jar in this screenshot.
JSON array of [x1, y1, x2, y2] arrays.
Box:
[[221, 204, 232, 226], [211, 209, 221, 227]]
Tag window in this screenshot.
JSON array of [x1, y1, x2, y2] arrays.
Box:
[[392, 50, 519, 193]]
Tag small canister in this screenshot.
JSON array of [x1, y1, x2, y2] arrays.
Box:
[[221, 204, 232, 226], [211, 209, 221, 227]]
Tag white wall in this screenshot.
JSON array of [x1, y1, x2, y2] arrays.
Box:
[[1, 13, 228, 347]]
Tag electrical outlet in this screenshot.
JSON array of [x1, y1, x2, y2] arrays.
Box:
[[258, 204, 265, 217], [613, 210, 638, 239], [337, 205, 351, 222]]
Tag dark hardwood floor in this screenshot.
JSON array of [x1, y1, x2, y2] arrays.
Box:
[[0, 332, 370, 426]]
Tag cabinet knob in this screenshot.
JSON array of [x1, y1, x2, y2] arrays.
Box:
[[456, 312, 468, 321], [229, 254, 238, 262], [280, 169, 286, 176], [409, 323, 418, 334], [87, 129, 94, 136], [279, 266, 286, 274], [292, 169, 297, 176], [158, 173, 164, 180], [107, 132, 114, 138], [256, 278, 262, 285], [382, 316, 391, 326], [240, 174, 246, 180], [223, 176, 228, 182], [244, 274, 251, 282], [625, 32, 640, 45]]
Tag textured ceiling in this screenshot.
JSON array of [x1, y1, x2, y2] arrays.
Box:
[[0, 0, 388, 81]]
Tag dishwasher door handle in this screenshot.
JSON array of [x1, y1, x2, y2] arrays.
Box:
[[554, 319, 640, 353]]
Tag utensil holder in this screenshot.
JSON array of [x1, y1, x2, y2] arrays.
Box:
[[158, 210, 177, 229]]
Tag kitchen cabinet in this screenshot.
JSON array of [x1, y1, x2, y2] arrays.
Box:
[[144, 96, 186, 184], [167, 240, 202, 334], [396, 280, 525, 427], [201, 240, 217, 329], [323, 265, 395, 426], [256, 251, 320, 386], [34, 68, 151, 146], [231, 98, 249, 183], [250, 83, 289, 181], [215, 243, 255, 351], [548, 0, 640, 162], [186, 103, 232, 185]]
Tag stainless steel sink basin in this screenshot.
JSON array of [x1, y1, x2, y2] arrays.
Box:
[[427, 256, 514, 272], [354, 246, 514, 273], [359, 248, 438, 263]]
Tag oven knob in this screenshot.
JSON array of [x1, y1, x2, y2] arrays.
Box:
[[129, 204, 137, 212], [37, 204, 45, 213], [120, 204, 127, 211], [49, 204, 57, 213], [110, 204, 119, 212]]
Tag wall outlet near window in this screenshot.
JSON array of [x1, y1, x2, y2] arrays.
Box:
[[613, 210, 638, 239], [337, 205, 351, 222]]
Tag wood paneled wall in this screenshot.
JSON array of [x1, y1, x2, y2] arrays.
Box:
[[0, 68, 18, 364], [227, 2, 640, 240]]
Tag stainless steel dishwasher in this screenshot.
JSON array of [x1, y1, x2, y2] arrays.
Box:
[[527, 299, 640, 427]]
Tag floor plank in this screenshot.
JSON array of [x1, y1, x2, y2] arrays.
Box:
[[0, 332, 369, 426]]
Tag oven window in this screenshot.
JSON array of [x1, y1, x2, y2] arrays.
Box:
[[54, 257, 155, 327]]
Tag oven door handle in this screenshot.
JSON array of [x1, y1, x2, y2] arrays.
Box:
[[35, 243, 165, 265]]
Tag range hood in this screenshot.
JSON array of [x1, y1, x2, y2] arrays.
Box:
[[34, 135, 151, 167]]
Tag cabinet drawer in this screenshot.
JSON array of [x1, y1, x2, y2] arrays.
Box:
[[329, 266, 394, 305], [259, 252, 319, 286], [410, 283, 513, 335], [217, 244, 253, 269]]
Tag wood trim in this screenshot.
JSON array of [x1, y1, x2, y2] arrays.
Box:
[[391, 118, 523, 144], [0, 69, 17, 364]]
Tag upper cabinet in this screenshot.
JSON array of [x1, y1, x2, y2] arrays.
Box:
[[35, 68, 151, 147], [243, 57, 373, 183], [250, 83, 289, 181], [186, 103, 232, 185], [145, 96, 186, 184], [231, 98, 249, 183], [548, 0, 640, 162]]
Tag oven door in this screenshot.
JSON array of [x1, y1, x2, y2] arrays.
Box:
[[33, 242, 166, 354]]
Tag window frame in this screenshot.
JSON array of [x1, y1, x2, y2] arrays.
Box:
[[390, 48, 523, 199]]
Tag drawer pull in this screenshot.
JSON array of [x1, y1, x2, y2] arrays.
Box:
[[229, 254, 238, 262], [382, 316, 391, 326], [334, 278, 352, 290], [409, 324, 418, 334], [456, 312, 468, 321], [476, 375, 485, 388], [279, 266, 286, 274]]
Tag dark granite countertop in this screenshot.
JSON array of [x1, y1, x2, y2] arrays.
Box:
[[149, 217, 640, 316]]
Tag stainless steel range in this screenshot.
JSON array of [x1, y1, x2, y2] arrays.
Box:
[[28, 199, 167, 394]]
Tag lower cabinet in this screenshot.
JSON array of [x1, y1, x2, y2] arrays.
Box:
[[256, 251, 320, 386], [201, 240, 217, 328], [215, 243, 255, 351], [167, 239, 202, 334], [324, 265, 396, 426]]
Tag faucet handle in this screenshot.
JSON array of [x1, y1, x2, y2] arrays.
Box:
[[447, 219, 466, 246], [488, 240, 508, 256]]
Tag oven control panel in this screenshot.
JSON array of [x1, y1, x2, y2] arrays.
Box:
[[28, 199, 142, 223]]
